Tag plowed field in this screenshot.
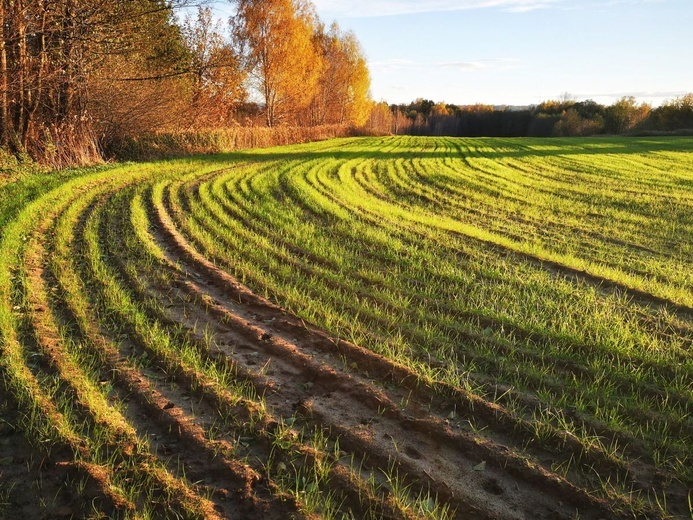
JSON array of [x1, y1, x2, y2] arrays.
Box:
[[0, 136, 691, 519]]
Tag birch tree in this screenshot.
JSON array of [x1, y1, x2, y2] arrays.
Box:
[[310, 22, 371, 126], [231, 0, 321, 127], [182, 6, 245, 127]]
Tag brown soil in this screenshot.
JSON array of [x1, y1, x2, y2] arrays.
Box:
[[4, 176, 685, 519], [0, 392, 111, 520], [145, 195, 639, 519]]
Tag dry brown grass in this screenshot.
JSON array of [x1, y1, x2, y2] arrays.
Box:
[[114, 125, 356, 161]]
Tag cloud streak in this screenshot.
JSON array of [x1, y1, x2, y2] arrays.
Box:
[[440, 58, 521, 70], [312, 0, 668, 17], [371, 57, 520, 72], [370, 59, 421, 71], [312, 0, 559, 17], [576, 90, 688, 101]]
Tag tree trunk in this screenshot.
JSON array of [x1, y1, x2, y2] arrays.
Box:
[[11, 0, 28, 152], [264, 79, 273, 127], [0, 0, 8, 147], [26, 1, 48, 134], [58, 0, 75, 123]]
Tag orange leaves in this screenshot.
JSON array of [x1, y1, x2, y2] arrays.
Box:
[[232, 0, 372, 128], [232, 0, 322, 127]]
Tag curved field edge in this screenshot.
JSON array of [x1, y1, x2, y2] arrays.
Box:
[[0, 136, 691, 519]]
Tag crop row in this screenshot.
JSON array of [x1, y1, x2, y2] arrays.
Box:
[[0, 136, 691, 519], [163, 136, 691, 516]]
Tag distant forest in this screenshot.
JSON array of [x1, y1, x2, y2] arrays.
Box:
[[370, 95, 693, 138]]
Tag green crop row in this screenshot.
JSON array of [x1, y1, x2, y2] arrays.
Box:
[[1, 136, 691, 519]]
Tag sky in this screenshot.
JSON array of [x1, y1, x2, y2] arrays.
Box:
[[204, 0, 692, 107]]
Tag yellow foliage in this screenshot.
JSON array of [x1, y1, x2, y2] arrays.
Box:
[[233, 0, 322, 126]]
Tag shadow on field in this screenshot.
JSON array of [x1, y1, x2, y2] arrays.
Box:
[[186, 136, 693, 165]]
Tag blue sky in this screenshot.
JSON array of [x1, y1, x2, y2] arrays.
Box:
[[205, 0, 692, 106]]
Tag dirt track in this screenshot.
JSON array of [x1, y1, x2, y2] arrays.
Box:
[[141, 187, 630, 519], [3, 144, 689, 518]]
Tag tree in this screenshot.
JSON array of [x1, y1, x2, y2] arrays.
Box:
[[0, 0, 195, 163], [368, 101, 393, 134], [431, 102, 450, 117], [309, 22, 371, 126], [85, 1, 194, 155], [411, 98, 435, 120], [554, 108, 603, 136], [338, 30, 371, 126], [605, 96, 650, 134], [182, 6, 245, 127], [654, 93, 693, 130], [231, 0, 321, 127]]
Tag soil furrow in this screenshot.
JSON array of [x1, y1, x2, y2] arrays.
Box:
[[81, 189, 307, 518], [151, 185, 640, 519], [25, 185, 236, 519], [161, 174, 682, 485], [95, 186, 399, 519]]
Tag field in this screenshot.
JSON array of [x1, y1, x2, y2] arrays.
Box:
[[0, 136, 691, 519]]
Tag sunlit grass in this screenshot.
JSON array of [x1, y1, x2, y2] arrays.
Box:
[[1, 136, 691, 518]]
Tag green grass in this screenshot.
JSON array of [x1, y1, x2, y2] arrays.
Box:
[[1, 136, 691, 518], [165, 136, 692, 512]]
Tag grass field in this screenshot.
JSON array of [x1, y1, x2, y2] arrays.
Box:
[[0, 136, 691, 519]]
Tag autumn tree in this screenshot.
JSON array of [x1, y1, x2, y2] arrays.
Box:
[[1, 0, 50, 154], [389, 104, 410, 135], [368, 101, 394, 134], [654, 93, 693, 130], [88, 1, 194, 152], [309, 22, 371, 126], [181, 6, 245, 127], [431, 102, 450, 117], [1, 0, 373, 162], [605, 96, 651, 134], [0, 0, 195, 163], [231, 0, 321, 127]]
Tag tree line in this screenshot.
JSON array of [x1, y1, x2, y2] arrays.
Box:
[[2, 0, 689, 168], [0, 0, 372, 166], [370, 94, 693, 137]]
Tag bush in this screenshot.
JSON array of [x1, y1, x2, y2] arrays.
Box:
[[113, 125, 356, 161]]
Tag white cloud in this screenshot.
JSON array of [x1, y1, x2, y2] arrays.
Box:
[[440, 61, 490, 71], [312, 0, 559, 17], [370, 59, 421, 71], [372, 57, 520, 72], [311, 0, 670, 17], [439, 58, 521, 70], [575, 90, 688, 104]]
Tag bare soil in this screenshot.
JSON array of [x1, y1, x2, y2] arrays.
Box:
[[3, 182, 684, 519], [135, 198, 633, 519]]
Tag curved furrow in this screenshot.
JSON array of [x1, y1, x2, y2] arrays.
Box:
[[43, 174, 229, 518], [376, 154, 690, 328], [330, 151, 693, 308], [0, 175, 141, 518], [2, 136, 691, 519], [398, 155, 692, 275], [204, 150, 688, 406], [159, 151, 688, 516], [442, 141, 693, 262], [63, 183, 296, 519], [300, 150, 691, 360], [150, 184, 639, 520], [148, 180, 457, 519], [177, 165, 691, 439]]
